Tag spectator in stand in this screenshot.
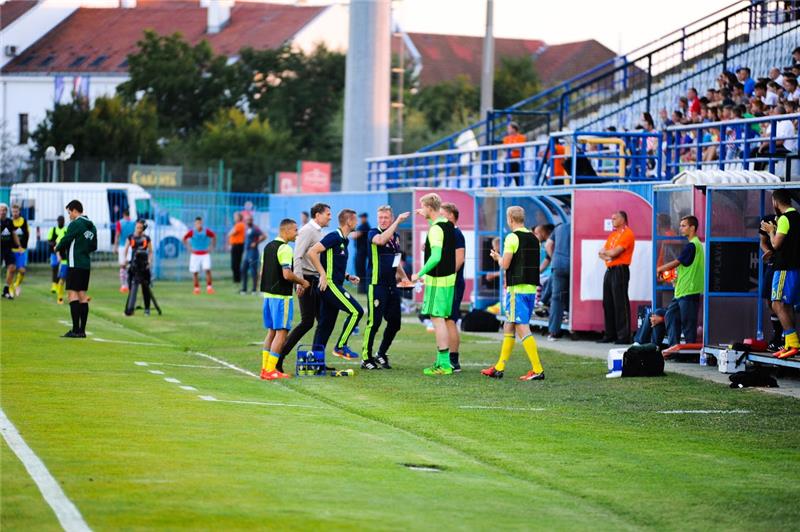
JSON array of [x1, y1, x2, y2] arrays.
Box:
[[737, 66, 756, 97], [769, 67, 784, 87], [678, 96, 690, 118], [502, 121, 527, 186], [751, 98, 766, 116], [784, 76, 800, 102], [671, 110, 685, 126], [732, 82, 748, 105], [227, 212, 245, 284], [751, 105, 797, 170], [658, 108, 673, 128], [767, 81, 783, 105], [756, 80, 777, 107], [792, 46, 800, 65]]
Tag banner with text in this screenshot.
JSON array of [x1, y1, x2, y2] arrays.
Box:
[[129, 165, 182, 188], [299, 161, 331, 193]]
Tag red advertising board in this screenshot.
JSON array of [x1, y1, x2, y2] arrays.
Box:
[[277, 172, 298, 194], [299, 161, 331, 193]]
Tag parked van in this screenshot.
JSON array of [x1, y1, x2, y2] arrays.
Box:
[[9, 183, 187, 260]]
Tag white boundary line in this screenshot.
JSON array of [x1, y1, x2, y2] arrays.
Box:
[[459, 406, 546, 411], [658, 409, 751, 414], [134, 361, 226, 369], [192, 352, 259, 379], [0, 407, 91, 532], [198, 395, 314, 408], [93, 338, 169, 347]]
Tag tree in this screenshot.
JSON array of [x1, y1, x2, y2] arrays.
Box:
[[30, 96, 161, 162], [236, 44, 346, 162], [409, 76, 479, 132], [493, 55, 540, 110], [188, 108, 296, 192], [117, 31, 241, 137]]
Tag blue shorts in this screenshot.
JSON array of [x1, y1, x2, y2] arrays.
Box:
[[58, 264, 68, 279], [50, 252, 59, 268], [772, 269, 800, 305], [14, 250, 27, 269], [505, 292, 536, 324], [262, 296, 293, 330]]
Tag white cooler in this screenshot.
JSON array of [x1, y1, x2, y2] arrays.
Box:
[[716, 348, 748, 374], [607, 347, 626, 378]]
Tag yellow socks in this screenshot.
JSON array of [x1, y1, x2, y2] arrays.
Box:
[[13, 272, 24, 289], [785, 330, 799, 349], [522, 334, 543, 373], [263, 350, 280, 371], [495, 334, 515, 371]]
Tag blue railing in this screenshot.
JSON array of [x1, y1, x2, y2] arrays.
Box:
[[664, 113, 800, 177]]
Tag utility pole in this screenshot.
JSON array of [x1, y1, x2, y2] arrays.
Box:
[[479, 0, 495, 124]]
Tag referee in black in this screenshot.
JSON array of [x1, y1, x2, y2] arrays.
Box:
[[56, 200, 97, 338], [276, 202, 331, 372], [360, 205, 411, 369]]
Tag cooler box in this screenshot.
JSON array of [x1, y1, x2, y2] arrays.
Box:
[[716, 348, 748, 374], [607, 348, 626, 379]]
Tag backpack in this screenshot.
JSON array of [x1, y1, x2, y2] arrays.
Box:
[[729, 369, 779, 388], [461, 309, 501, 332], [622, 343, 665, 377]]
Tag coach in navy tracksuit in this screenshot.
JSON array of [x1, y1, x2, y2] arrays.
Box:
[[360, 206, 411, 370]]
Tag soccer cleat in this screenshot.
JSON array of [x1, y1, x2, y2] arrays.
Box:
[[206, 286, 215, 294], [423, 364, 453, 376], [519, 370, 545, 381], [2, 292, 13, 300], [120, 286, 129, 293], [332, 346, 359, 360], [62, 330, 85, 338], [193, 286, 201, 295], [375, 354, 392, 369], [360, 358, 382, 370], [480, 366, 504, 379], [450, 353, 461, 372], [776, 347, 799, 359], [260, 369, 291, 380], [144, 309, 151, 316]]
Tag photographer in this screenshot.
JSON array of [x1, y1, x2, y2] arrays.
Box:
[[124, 220, 155, 316]]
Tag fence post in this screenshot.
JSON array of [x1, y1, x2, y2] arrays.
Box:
[[100, 160, 106, 183], [226, 168, 232, 194], [218, 160, 224, 193], [73, 160, 79, 181], [38, 158, 44, 182]]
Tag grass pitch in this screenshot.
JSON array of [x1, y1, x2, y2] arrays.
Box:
[[2, 266, 800, 530]]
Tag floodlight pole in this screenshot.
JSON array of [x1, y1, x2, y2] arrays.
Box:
[[479, 0, 495, 124]]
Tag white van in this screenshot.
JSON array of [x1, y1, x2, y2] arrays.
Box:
[[9, 183, 188, 259]]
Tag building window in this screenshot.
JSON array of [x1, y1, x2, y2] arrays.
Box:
[[19, 114, 29, 145]]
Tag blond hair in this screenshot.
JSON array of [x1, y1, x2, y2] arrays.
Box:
[[506, 206, 525, 224], [377, 204, 393, 213], [420, 193, 441, 211]]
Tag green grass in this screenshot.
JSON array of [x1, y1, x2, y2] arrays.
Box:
[[2, 266, 799, 530]]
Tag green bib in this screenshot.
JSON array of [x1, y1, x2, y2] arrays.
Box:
[[674, 236, 704, 298]]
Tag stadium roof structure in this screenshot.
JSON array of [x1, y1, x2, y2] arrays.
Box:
[[401, 32, 616, 89], [2, 0, 326, 74]]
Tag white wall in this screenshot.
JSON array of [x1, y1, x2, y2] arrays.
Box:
[[292, 3, 349, 54]]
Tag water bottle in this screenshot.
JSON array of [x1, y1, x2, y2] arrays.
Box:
[[699, 348, 707, 366], [414, 282, 423, 294]]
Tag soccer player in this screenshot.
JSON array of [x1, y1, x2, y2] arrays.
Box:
[[360, 205, 411, 370], [183, 217, 217, 295], [411, 193, 457, 376], [481, 206, 546, 381], [761, 190, 800, 359], [308, 209, 364, 359], [56, 200, 98, 338], [0, 203, 21, 300], [259, 219, 310, 380], [47, 216, 67, 294], [441, 202, 466, 372], [10, 204, 29, 297], [114, 210, 136, 293]]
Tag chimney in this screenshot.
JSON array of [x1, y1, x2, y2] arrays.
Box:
[[206, 0, 234, 34], [119, 0, 137, 7]]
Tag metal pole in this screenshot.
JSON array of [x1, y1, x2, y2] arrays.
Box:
[[479, 0, 495, 122]]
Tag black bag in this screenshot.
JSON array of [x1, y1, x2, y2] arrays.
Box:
[[461, 309, 501, 332], [622, 343, 665, 377], [729, 369, 779, 388]]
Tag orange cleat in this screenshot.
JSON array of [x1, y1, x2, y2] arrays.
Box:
[[519, 370, 545, 381], [206, 286, 215, 295], [480, 366, 504, 379], [120, 286, 129, 293], [776, 347, 799, 359], [260, 369, 291, 380], [193, 286, 201, 295]]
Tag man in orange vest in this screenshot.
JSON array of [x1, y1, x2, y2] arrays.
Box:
[[502, 122, 526, 186], [228, 212, 246, 284], [598, 211, 635, 344]]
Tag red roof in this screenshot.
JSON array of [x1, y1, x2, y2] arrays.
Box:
[[0, 0, 37, 30], [2, 0, 325, 74], [401, 32, 616, 89]]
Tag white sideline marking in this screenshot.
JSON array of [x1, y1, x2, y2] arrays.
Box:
[[93, 337, 168, 347], [148, 370, 165, 375], [192, 352, 259, 379], [459, 405, 546, 412], [0, 407, 91, 532], [134, 361, 225, 370], [658, 409, 751, 415], [56, 320, 93, 336], [180, 385, 197, 391], [197, 395, 312, 408], [164, 378, 181, 384]]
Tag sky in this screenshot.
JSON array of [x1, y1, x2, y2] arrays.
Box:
[[392, 0, 736, 53]]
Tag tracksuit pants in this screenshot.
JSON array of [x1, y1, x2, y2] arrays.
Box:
[[313, 282, 364, 351], [361, 284, 402, 360]]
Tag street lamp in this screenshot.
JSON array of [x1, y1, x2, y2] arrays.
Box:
[[45, 144, 74, 182]]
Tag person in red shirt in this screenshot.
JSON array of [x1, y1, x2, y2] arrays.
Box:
[[687, 87, 701, 119], [598, 211, 635, 344]]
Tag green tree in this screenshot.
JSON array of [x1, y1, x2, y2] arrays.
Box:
[[31, 95, 160, 161], [188, 108, 295, 192], [409, 76, 479, 132], [236, 44, 346, 162], [117, 31, 240, 137], [493, 55, 540, 110]]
